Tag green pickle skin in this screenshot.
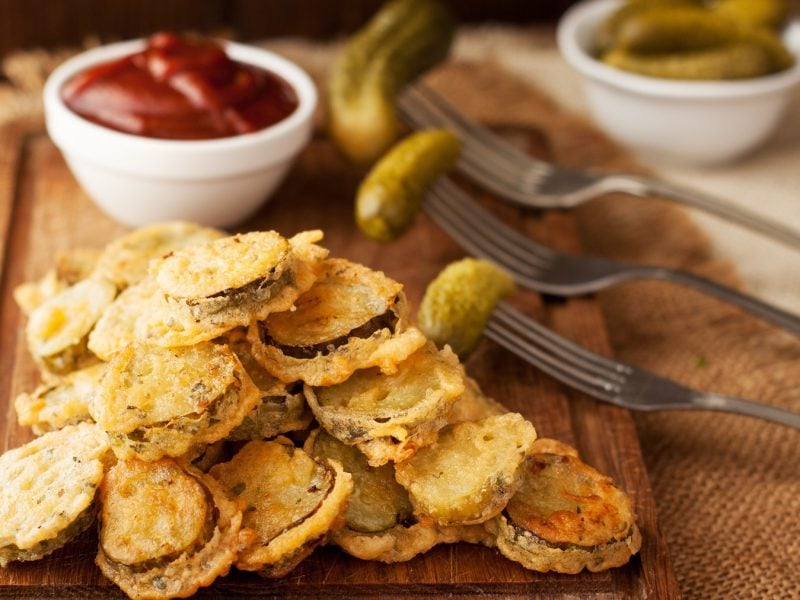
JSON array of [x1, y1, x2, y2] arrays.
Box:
[[418, 258, 515, 359], [597, 0, 793, 80], [356, 129, 460, 242], [327, 0, 454, 166]]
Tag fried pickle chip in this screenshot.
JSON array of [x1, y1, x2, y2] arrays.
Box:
[[447, 375, 507, 424], [249, 258, 427, 386], [94, 221, 225, 290], [305, 428, 442, 563], [210, 438, 353, 577], [226, 336, 311, 441], [96, 457, 241, 599], [494, 439, 642, 574], [15, 363, 106, 434], [395, 413, 537, 526], [26, 278, 117, 376], [305, 343, 465, 466], [14, 248, 102, 316], [140, 230, 328, 347], [87, 277, 160, 361], [91, 342, 260, 460], [0, 423, 110, 566]]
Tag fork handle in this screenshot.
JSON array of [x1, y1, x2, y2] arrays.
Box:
[[630, 265, 800, 336], [614, 176, 800, 252], [692, 393, 800, 429]]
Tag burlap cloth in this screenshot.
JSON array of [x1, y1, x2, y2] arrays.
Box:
[[1, 25, 798, 600]]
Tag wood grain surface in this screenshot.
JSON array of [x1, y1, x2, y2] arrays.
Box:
[[0, 118, 678, 598]]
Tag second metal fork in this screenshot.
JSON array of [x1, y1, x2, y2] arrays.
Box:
[[425, 177, 800, 336], [487, 301, 800, 429], [400, 84, 800, 251]]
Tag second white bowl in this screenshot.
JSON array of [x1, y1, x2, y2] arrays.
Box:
[[557, 0, 800, 166]]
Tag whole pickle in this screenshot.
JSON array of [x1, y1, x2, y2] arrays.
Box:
[[614, 6, 739, 54], [596, 0, 702, 54], [327, 0, 454, 166], [418, 258, 515, 360], [711, 0, 790, 31], [356, 129, 460, 242], [602, 42, 775, 79]]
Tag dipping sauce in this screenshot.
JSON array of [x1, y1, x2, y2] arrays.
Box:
[[61, 33, 299, 140]]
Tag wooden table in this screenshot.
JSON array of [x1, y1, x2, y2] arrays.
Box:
[[0, 114, 678, 598]]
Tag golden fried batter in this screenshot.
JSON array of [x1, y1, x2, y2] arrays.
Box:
[[210, 438, 352, 577], [94, 221, 225, 289], [96, 458, 241, 599], [249, 258, 427, 386], [395, 413, 537, 526], [0, 423, 110, 566], [15, 362, 105, 434], [140, 231, 327, 347], [305, 343, 465, 466], [92, 342, 260, 460], [495, 439, 641, 574]]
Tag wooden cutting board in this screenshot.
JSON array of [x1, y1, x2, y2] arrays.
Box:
[[0, 116, 678, 598]]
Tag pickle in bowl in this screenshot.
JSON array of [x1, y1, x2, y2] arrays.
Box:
[[596, 0, 794, 80]]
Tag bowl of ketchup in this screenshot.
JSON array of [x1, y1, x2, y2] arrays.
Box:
[[44, 33, 317, 228]]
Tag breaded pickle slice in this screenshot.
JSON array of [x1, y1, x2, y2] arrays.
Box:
[[91, 342, 260, 460], [446, 375, 507, 424], [210, 438, 353, 577], [15, 363, 106, 435], [87, 278, 159, 361], [250, 258, 427, 386], [141, 230, 328, 347], [305, 428, 443, 563], [14, 247, 101, 316], [495, 439, 642, 574], [0, 423, 110, 566], [225, 334, 311, 440], [96, 458, 241, 599], [26, 278, 117, 376], [395, 413, 537, 526], [95, 221, 225, 289], [305, 343, 465, 466]]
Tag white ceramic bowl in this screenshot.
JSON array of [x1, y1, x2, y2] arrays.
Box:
[[44, 39, 317, 227], [557, 0, 800, 165]]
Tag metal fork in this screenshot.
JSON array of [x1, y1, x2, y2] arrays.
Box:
[[424, 177, 800, 336], [486, 301, 800, 429], [399, 84, 800, 252]]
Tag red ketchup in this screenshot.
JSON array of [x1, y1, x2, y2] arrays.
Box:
[[61, 33, 299, 140]]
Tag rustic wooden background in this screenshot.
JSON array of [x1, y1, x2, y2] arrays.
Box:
[[0, 0, 577, 58]]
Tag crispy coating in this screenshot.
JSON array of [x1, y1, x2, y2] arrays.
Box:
[[15, 362, 105, 434], [495, 439, 641, 574], [210, 438, 353, 576], [250, 258, 427, 386], [305, 343, 465, 466], [305, 429, 443, 563], [14, 248, 101, 316], [140, 231, 328, 347], [96, 458, 241, 599], [446, 375, 507, 424], [395, 413, 537, 526], [100, 459, 209, 565], [225, 335, 311, 441], [92, 342, 260, 460], [26, 278, 117, 376], [95, 221, 225, 289], [88, 278, 159, 361], [0, 423, 110, 566]]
